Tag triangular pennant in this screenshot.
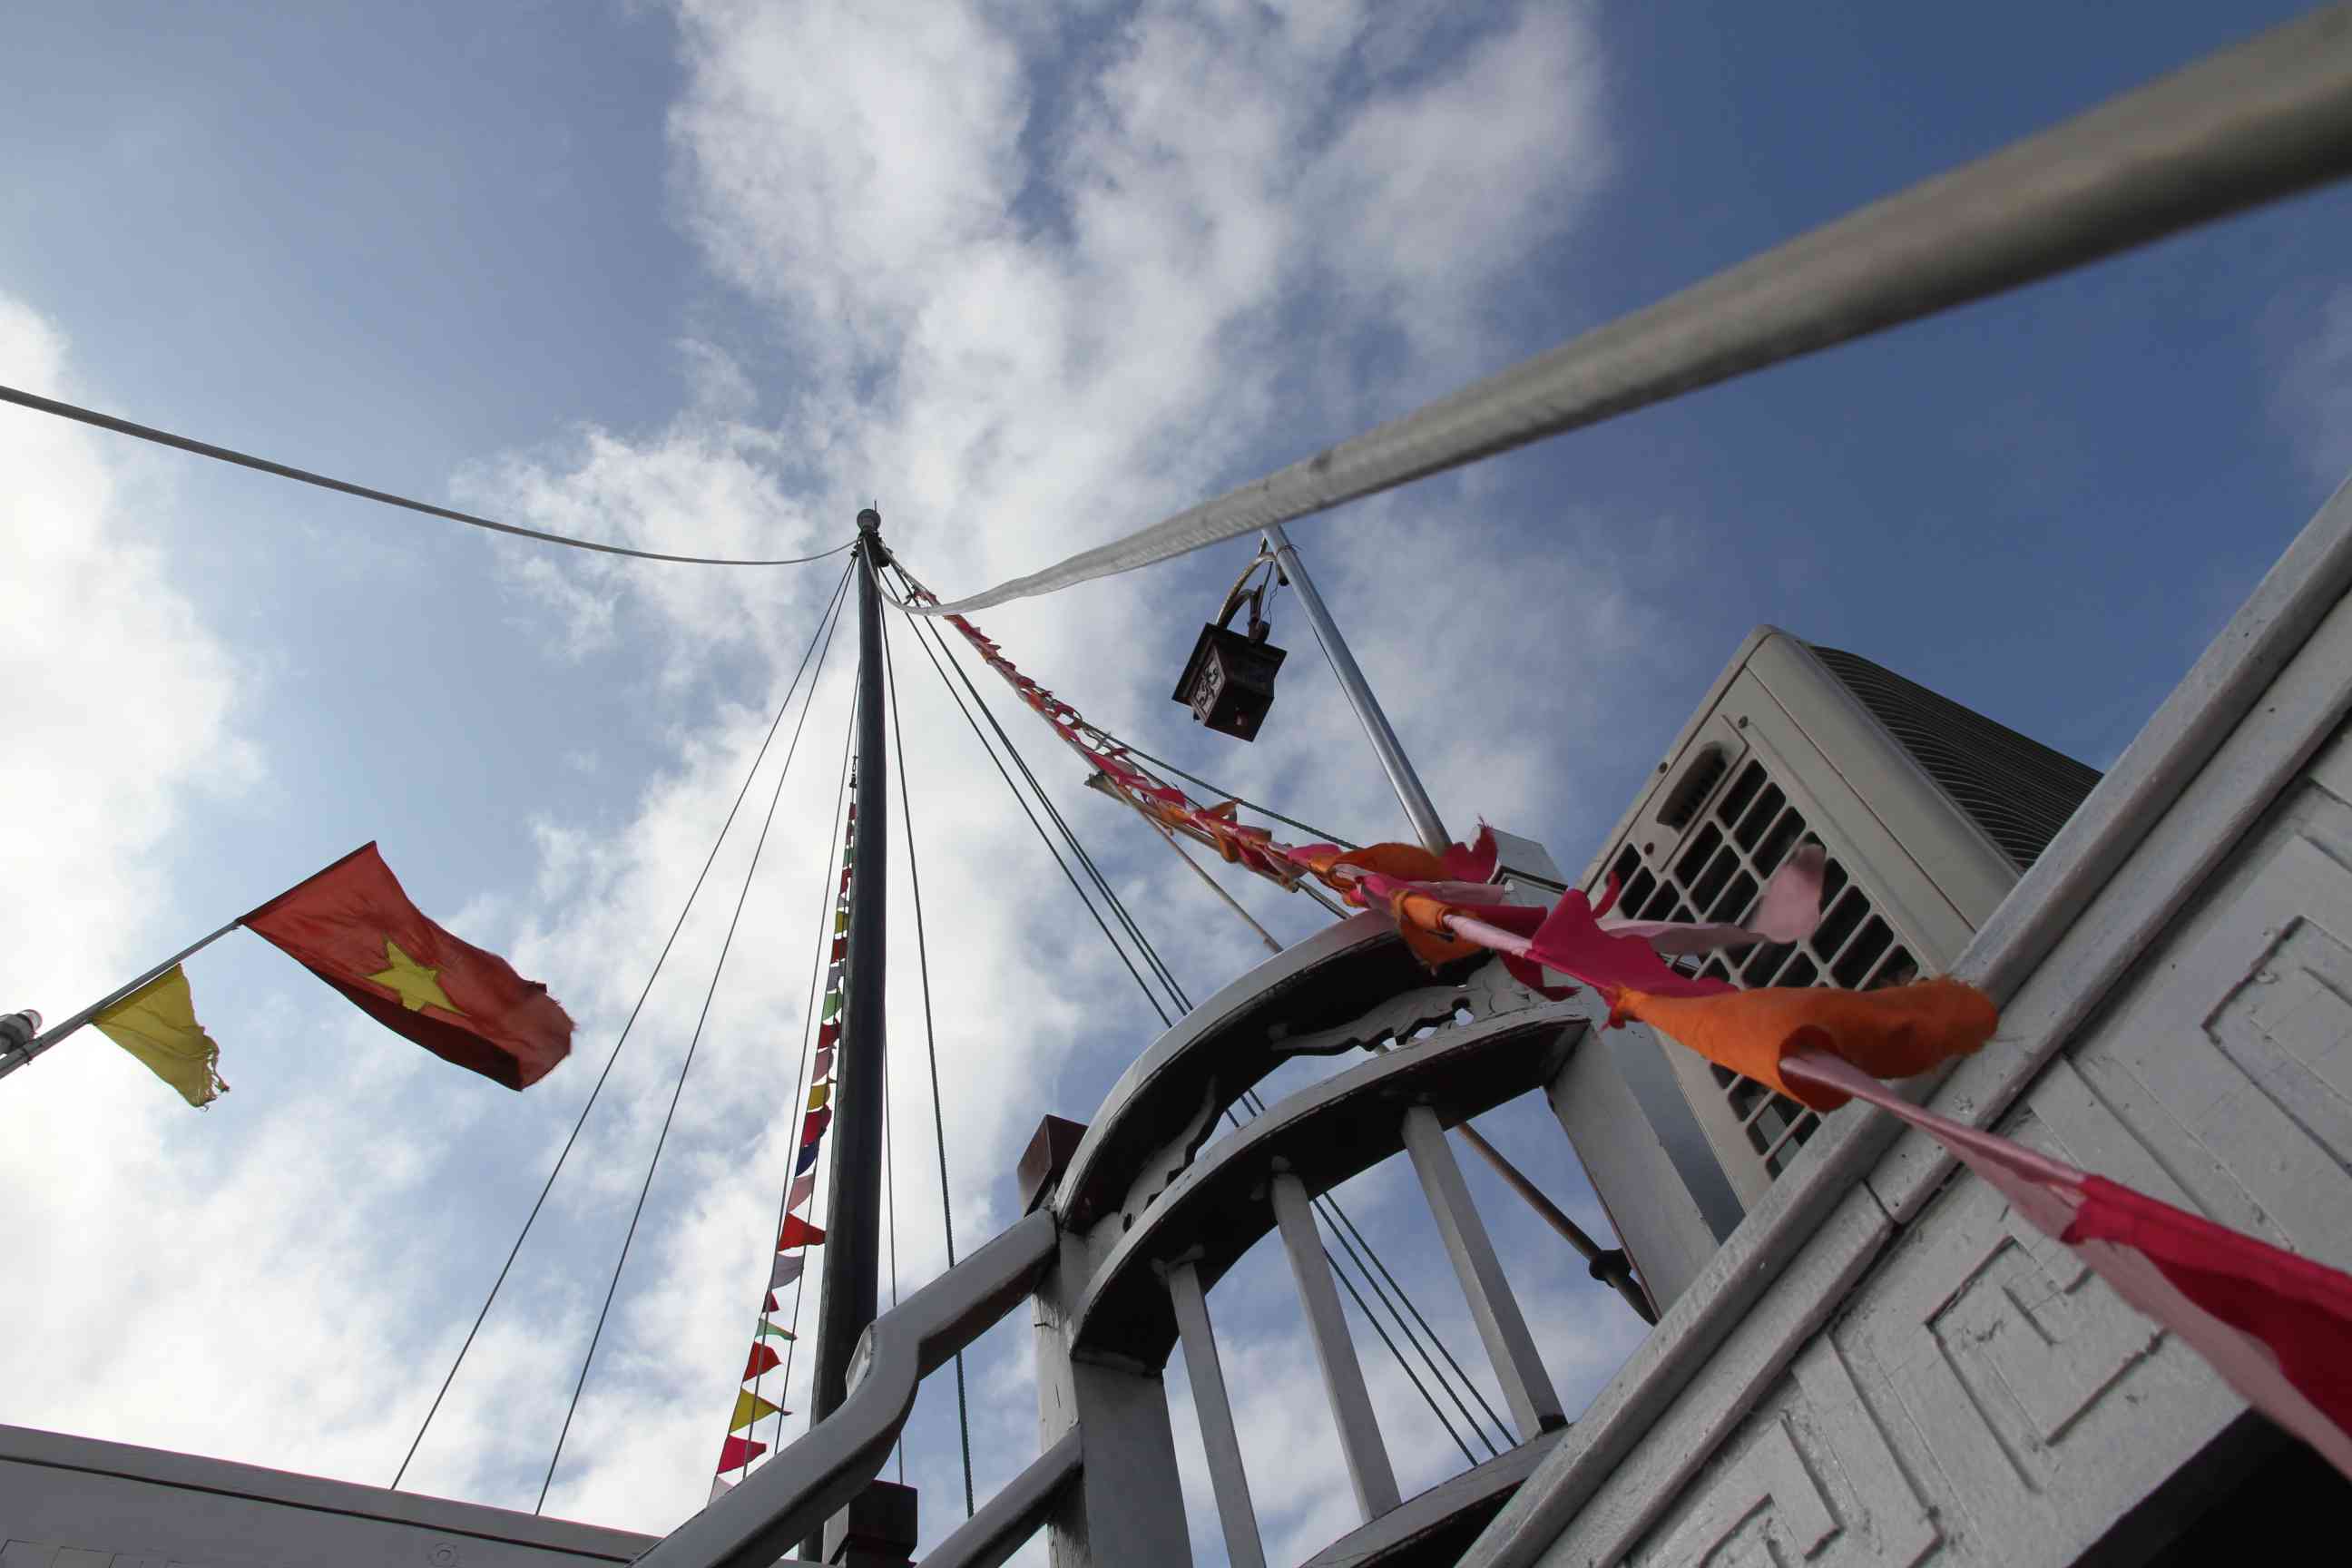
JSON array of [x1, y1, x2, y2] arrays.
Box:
[[807, 1083, 831, 1112], [811, 1047, 834, 1080], [787, 1171, 817, 1211], [730, 1389, 783, 1431], [822, 993, 843, 1021], [835, 911, 848, 936], [710, 1474, 736, 1503], [765, 1291, 779, 1313], [755, 1318, 797, 1342], [769, 1251, 806, 1289], [816, 1022, 840, 1051], [830, 936, 847, 962], [718, 1435, 766, 1472], [744, 1342, 781, 1380], [779, 1214, 828, 1250], [801, 1106, 831, 1145], [795, 1140, 822, 1175]]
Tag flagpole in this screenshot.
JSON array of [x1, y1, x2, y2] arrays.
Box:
[[0, 918, 242, 1083], [805, 507, 894, 1558]]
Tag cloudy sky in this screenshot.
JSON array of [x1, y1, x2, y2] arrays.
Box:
[[5, 2, 2350, 1562]]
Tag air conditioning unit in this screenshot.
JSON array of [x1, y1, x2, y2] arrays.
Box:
[[1576, 627, 2102, 1207]]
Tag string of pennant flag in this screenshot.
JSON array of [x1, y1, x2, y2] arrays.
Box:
[[710, 786, 855, 1501], [888, 557, 2352, 1483]]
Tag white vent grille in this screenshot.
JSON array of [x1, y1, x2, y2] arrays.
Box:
[[1605, 754, 1920, 1181]]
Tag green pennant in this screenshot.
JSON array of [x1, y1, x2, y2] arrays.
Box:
[[755, 1319, 797, 1342]]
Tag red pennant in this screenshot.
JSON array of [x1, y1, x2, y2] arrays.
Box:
[[779, 1215, 828, 1250], [765, 1291, 779, 1313], [817, 1021, 840, 1051], [718, 1435, 767, 1472], [744, 1342, 780, 1380], [800, 1106, 831, 1145]]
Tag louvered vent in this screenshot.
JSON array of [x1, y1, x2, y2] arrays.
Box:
[[1806, 644, 2101, 871], [1606, 755, 1920, 1180]]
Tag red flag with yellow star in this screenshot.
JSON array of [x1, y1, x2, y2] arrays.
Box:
[[242, 843, 573, 1090]]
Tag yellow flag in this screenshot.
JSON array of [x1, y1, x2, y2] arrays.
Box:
[[93, 965, 227, 1109], [807, 1083, 830, 1111], [730, 1389, 782, 1431]]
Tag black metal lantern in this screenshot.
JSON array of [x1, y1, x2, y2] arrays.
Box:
[[1171, 553, 1288, 740]]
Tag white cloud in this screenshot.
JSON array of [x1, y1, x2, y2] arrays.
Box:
[[461, 0, 1642, 1545], [2278, 280, 2352, 492], [0, 296, 263, 1003], [4, 2, 1664, 1556]]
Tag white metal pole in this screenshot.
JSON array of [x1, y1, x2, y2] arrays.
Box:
[[1271, 1170, 1401, 1521], [1260, 522, 1450, 854], [1166, 1258, 1269, 1568]]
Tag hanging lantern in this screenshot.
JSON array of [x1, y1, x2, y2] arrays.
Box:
[[1171, 553, 1287, 741]]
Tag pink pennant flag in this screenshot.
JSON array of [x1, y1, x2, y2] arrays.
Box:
[[710, 1474, 736, 1503], [1784, 1048, 2352, 1480], [770, 1251, 805, 1289], [786, 1171, 817, 1211], [1522, 890, 1732, 1000], [717, 1436, 766, 1473], [811, 1047, 834, 1081], [1602, 844, 1827, 956]]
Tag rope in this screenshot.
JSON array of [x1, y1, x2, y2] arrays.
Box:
[[885, 1101, 903, 1485], [887, 566, 1191, 1020], [0, 384, 858, 568], [896, 585, 1504, 1459], [894, 600, 1177, 1031], [536, 571, 851, 1512], [1100, 739, 1360, 849], [879, 609, 976, 1517], [389, 560, 851, 1491], [887, 10, 2352, 615]]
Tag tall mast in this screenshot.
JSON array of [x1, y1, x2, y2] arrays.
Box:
[[809, 508, 892, 1436]]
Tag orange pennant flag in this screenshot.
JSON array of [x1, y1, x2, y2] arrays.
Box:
[[1611, 976, 1998, 1111]]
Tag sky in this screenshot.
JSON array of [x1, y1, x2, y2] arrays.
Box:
[[4, 1, 2350, 1563]]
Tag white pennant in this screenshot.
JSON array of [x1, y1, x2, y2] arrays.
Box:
[[769, 1252, 806, 1289]]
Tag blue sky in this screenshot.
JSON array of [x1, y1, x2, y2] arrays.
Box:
[[5, 2, 2349, 1561]]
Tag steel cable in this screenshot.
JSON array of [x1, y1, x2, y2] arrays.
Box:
[[0, 383, 857, 568], [390, 560, 851, 1491], [536, 570, 852, 1511]]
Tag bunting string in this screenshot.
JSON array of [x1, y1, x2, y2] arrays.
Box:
[[710, 755, 860, 1498]]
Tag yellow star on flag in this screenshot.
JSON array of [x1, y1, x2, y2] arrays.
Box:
[[368, 938, 464, 1015]]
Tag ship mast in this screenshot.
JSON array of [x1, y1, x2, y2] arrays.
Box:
[[805, 506, 896, 1553]]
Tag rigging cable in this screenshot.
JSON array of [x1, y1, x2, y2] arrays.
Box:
[[890, 584, 1508, 1459], [0, 384, 857, 568], [1096, 738, 1360, 850], [390, 558, 853, 1491], [769, 681, 863, 1465], [883, 564, 1191, 1021], [888, 589, 1178, 1032], [878, 606, 977, 1517], [536, 568, 853, 1512]]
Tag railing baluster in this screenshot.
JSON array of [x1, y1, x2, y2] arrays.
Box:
[[1271, 1169, 1403, 1521], [1399, 1105, 1565, 1441], [1166, 1256, 1269, 1568]]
